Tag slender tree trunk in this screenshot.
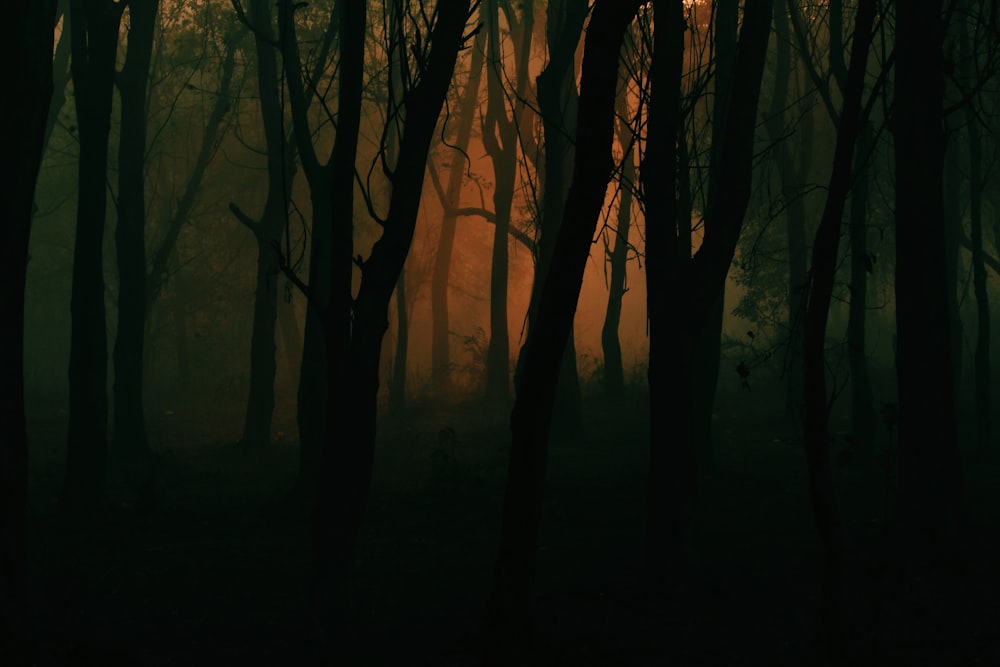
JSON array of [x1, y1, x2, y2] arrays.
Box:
[[601, 88, 636, 397], [847, 122, 876, 452], [488, 1, 644, 650], [113, 0, 159, 462], [959, 11, 992, 458], [893, 0, 965, 552], [431, 28, 485, 397], [483, 0, 534, 404], [800, 4, 875, 657], [236, 0, 296, 449], [389, 270, 409, 416], [313, 0, 468, 630], [146, 28, 239, 305], [690, 0, 740, 472], [2, 2, 57, 658], [944, 141, 964, 400], [62, 0, 124, 512], [645, 0, 772, 580], [765, 4, 810, 418]]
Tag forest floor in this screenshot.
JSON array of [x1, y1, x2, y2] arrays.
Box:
[[22, 386, 1000, 666]]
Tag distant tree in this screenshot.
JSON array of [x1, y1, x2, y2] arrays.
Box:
[[601, 71, 640, 397], [429, 26, 486, 397], [2, 3, 58, 657], [62, 0, 126, 512], [482, 0, 535, 403]]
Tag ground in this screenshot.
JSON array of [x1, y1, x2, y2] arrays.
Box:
[[21, 386, 1000, 665]]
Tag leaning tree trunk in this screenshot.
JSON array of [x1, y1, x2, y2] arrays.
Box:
[[521, 0, 590, 434], [113, 0, 159, 463], [2, 2, 57, 658], [62, 0, 124, 513], [487, 2, 645, 653]]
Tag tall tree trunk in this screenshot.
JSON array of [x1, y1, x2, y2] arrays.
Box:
[[893, 0, 965, 551], [389, 270, 409, 416], [800, 3, 875, 657], [312, 0, 469, 630], [959, 9, 992, 458], [235, 0, 296, 450], [2, 2, 57, 658], [113, 0, 159, 463], [62, 0, 124, 512], [601, 87, 636, 397], [765, 3, 810, 419], [483, 0, 534, 403], [276, 0, 365, 620], [847, 122, 876, 452], [645, 0, 772, 580], [487, 1, 644, 651], [691, 0, 740, 472], [431, 28, 486, 397], [521, 0, 589, 433]]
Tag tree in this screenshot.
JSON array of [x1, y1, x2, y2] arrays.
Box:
[[309, 0, 474, 631], [429, 25, 486, 397], [518, 0, 590, 432], [112, 0, 161, 464], [230, 0, 298, 450], [62, 0, 126, 512], [798, 1, 877, 656], [643, 0, 772, 578], [487, 0, 646, 652], [2, 2, 58, 657], [482, 0, 534, 403], [892, 0, 965, 549]]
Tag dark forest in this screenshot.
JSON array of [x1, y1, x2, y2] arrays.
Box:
[[4, 1, 1000, 665]]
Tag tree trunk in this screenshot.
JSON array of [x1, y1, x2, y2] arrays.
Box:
[[765, 4, 810, 419], [430, 28, 485, 397], [847, 122, 876, 452], [2, 2, 57, 657], [601, 87, 636, 397], [113, 0, 159, 463], [800, 3, 875, 657], [520, 0, 590, 434], [236, 0, 296, 450], [959, 10, 992, 459], [389, 270, 409, 416], [62, 0, 124, 512], [483, 0, 534, 404], [487, 1, 644, 650], [893, 0, 965, 553], [314, 0, 469, 630], [645, 0, 772, 580]]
